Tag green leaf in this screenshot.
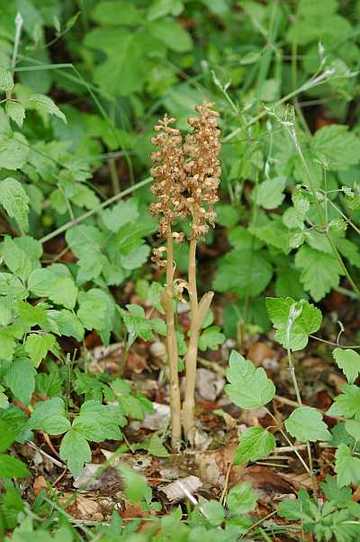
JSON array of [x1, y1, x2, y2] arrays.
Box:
[[24, 333, 59, 367], [4, 357, 35, 405], [1, 236, 42, 282], [234, 427, 276, 466], [201, 500, 225, 526], [148, 19, 192, 52], [225, 350, 275, 409], [0, 68, 14, 92], [333, 348, 360, 384], [17, 301, 49, 330], [226, 482, 257, 515], [335, 444, 360, 487], [0, 132, 29, 170], [60, 430, 91, 476], [214, 249, 272, 298], [0, 178, 30, 232], [101, 199, 139, 233], [29, 265, 78, 310], [147, 0, 184, 20], [47, 309, 84, 342], [0, 329, 17, 361], [253, 177, 286, 209], [344, 420, 360, 442], [266, 297, 322, 351], [6, 101, 26, 127], [0, 454, 30, 478], [117, 463, 152, 503], [120, 304, 155, 342], [77, 289, 115, 340], [285, 406, 331, 442], [92, 1, 143, 25], [198, 326, 225, 351], [72, 400, 124, 441], [66, 225, 107, 283], [312, 125, 360, 170], [27, 94, 67, 123], [0, 408, 28, 452], [145, 434, 169, 458], [0, 273, 27, 300], [327, 385, 360, 420], [295, 246, 343, 301], [29, 397, 70, 435]]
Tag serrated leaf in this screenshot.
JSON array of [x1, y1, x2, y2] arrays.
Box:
[[234, 427, 276, 466], [4, 357, 35, 405], [198, 326, 225, 351], [117, 463, 152, 503], [0, 68, 14, 92], [201, 500, 225, 526], [29, 397, 70, 435], [24, 333, 59, 367], [285, 406, 331, 442], [145, 434, 169, 458], [1, 236, 41, 282], [344, 420, 360, 441], [0, 177, 30, 232], [335, 444, 360, 487], [77, 289, 115, 341], [47, 309, 84, 341], [0, 273, 27, 300], [72, 400, 124, 441], [312, 125, 360, 170], [0, 132, 29, 170], [60, 430, 91, 476], [226, 482, 257, 514], [101, 199, 139, 233], [333, 348, 360, 384], [225, 350, 275, 409], [0, 454, 30, 478], [6, 101, 25, 127], [327, 384, 360, 420], [29, 265, 78, 309], [253, 176, 286, 209], [295, 246, 343, 301], [266, 297, 322, 351], [28, 94, 67, 123]]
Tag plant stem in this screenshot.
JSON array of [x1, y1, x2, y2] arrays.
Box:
[[163, 231, 182, 449], [183, 238, 199, 438]]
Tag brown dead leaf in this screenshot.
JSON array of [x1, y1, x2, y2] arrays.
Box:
[[33, 475, 47, 496], [247, 342, 275, 365]]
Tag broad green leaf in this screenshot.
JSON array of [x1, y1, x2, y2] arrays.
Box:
[[24, 333, 59, 367], [225, 350, 275, 409], [0, 329, 17, 361], [145, 434, 169, 458], [285, 406, 331, 442], [312, 125, 360, 170], [234, 427, 276, 465], [214, 249, 272, 298], [117, 463, 152, 503], [29, 265, 78, 309], [101, 199, 139, 233], [345, 420, 360, 441], [226, 483, 257, 514], [29, 397, 70, 435], [60, 430, 91, 476], [266, 297, 322, 351], [66, 225, 107, 282], [0, 178, 29, 231], [72, 400, 124, 441], [0, 408, 28, 452], [147, 0, 184, 20], [198, 326, 225, 351], [0, 133, 29, 170], [327, 385, 360, 420], [4, 357, 35, 405], [92, 1, 143, 25], [253, 177, 286, 210], [0, 68, 14, 92], [47, 309, 84, 341], [0, 454, 30, 478], [201, 500, 225, 526], [148, 19, 192, 52], [0, 273, 27, 300], [295, 246, 343, 301], [77, 289, 115, 340], [1, 236, 41, 282], [27, 94, 67, 123], [335, 444, 360, 487], [120, 244, 150, 270], [333, 348, 360, 384], [0, 385, 9, 409], [17, 301, 49, 330], [6, 101, 25, 127]]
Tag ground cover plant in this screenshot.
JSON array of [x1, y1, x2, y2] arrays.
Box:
[[0, 0, 360, 541]]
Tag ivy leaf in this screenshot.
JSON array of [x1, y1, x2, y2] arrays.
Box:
[[29, 265, 78, 310], [234, 427, 276, 466], [198, 326, 225, 351], [24, 333, 59, 367], [335, 444, 360, 487], [295, 246, 343, 301], [4, 357, 35, 405], [29, 397, 71, 435], [266, 297, 322, 351], [333, 348, 360, 384], [0, 178, 30, 232], [327, 385, 360, 420], [285, 406, 331, 442], [214, 249, 272, 298], [60, 430, 91, 476], [225, 350, 275, 409], [0, 454, 30, 478]]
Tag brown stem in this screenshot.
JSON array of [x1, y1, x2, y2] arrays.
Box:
[[162, 231, 182, 449]]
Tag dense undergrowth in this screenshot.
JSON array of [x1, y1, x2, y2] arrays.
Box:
[[1, 1, 360, 541]]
